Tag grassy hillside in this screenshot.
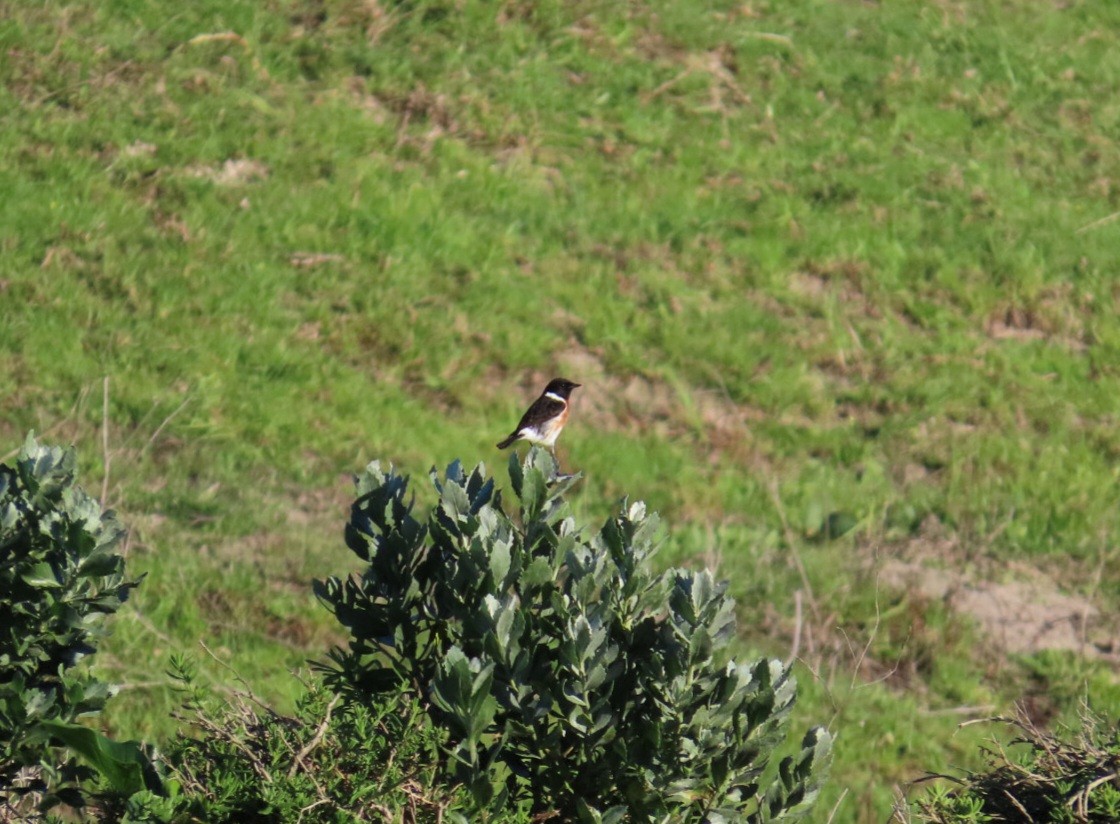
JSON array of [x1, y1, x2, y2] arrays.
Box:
[[3, 1, 1120, 820]]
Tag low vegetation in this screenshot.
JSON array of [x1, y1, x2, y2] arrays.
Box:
[[0, 435, 148, 819], [120, 675, 482, 824], [2, 439, 830, 822], [914, 711, 1120, 824]]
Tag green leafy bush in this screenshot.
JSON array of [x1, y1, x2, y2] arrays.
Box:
[[915, 711, 1120, 824], [316, 448, 831, 822], [0, 434, 144, 815], [0, 434, 150, 815], [117, 665, 515, 824]]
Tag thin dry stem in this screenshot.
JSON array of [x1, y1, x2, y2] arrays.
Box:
[[140, 395, 191, 460], [787, 589, 803, 666], [287, 694, 341, 779], [100, 375, 111, 506], [767, 479, 821, 626]]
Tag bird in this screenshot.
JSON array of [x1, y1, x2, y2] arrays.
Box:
[[496, 378, 581, 451]]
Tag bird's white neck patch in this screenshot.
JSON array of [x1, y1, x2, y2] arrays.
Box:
[[544, 391, 565, 402]]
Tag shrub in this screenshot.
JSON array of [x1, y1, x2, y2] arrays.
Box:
[[914, 710, 1120, 824], [316, 448, 831, 822], [118, 665, 516, 824], [0, 434, 144, 816]]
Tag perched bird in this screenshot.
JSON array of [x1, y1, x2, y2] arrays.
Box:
[[496, 378, 581, 451]]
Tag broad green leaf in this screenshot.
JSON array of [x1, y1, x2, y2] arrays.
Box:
[[489, 540, 511, 585], [601, 806, 628, 824], [35, 719, 156, 795], [77, 549, 122, 577], [521, 556, 554, 588], [495, 601, 516, 650], [21, 562, 61, 588], [440, 476, 472, 524]]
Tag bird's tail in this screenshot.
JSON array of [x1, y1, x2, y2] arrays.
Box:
[[496, 433, 518, 449]]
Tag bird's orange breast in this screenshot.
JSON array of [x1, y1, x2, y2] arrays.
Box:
[[537, 403, 569, 444]]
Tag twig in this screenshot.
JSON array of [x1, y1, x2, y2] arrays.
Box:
[[888, 786, 911, 823], [199, 639, 264, 705], [767, 479, 821, 623], [644, 68, 696, 102], [1075, 210, 1120, 234], [787, 589, 803, 666], [120, 526, 133, 560], [111, 680, 179, 691], [191, 699, 273, 784], [194, 661, 299, 728], [100, 376, 111, 506], [295, 799, 331, 824], [126, 608, 179, 649], [742, 31, 794, 46], [1074, 772, 1119, 815], [1003, 788, 1032, 819], [365, 802, 395, 822], [958, 716, 1002, 730], [824, 787, 848, 823], [905, 772, 967, 787], [140, 395, 191, 460], [837, 625, 888, 688], [287, 694, 341, 778], [846, 587, 894, 691], [918, 704, 996, 716]]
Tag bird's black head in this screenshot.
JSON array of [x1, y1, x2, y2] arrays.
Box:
[[545, 377, 581, 398]]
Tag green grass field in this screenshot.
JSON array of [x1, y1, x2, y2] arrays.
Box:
[[4, 1, 1120, 820]]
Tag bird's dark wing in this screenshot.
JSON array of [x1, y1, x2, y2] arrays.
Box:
[[514, 396, 566, 433]]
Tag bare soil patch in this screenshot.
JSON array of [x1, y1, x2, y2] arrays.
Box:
[[184, 158, 270, 186], [880, 560, 1100, 656], [873, 519, 1112, 659]]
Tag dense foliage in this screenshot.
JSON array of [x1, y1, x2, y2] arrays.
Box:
[[0, 435, 143, 815], [317, 448, 831, 822], [0, 437, 832, 822], [119, 671, 511, 824], [916, 712, 1120, 824]]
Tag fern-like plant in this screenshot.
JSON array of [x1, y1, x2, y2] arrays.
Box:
[[316, 448, 831, 822]]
